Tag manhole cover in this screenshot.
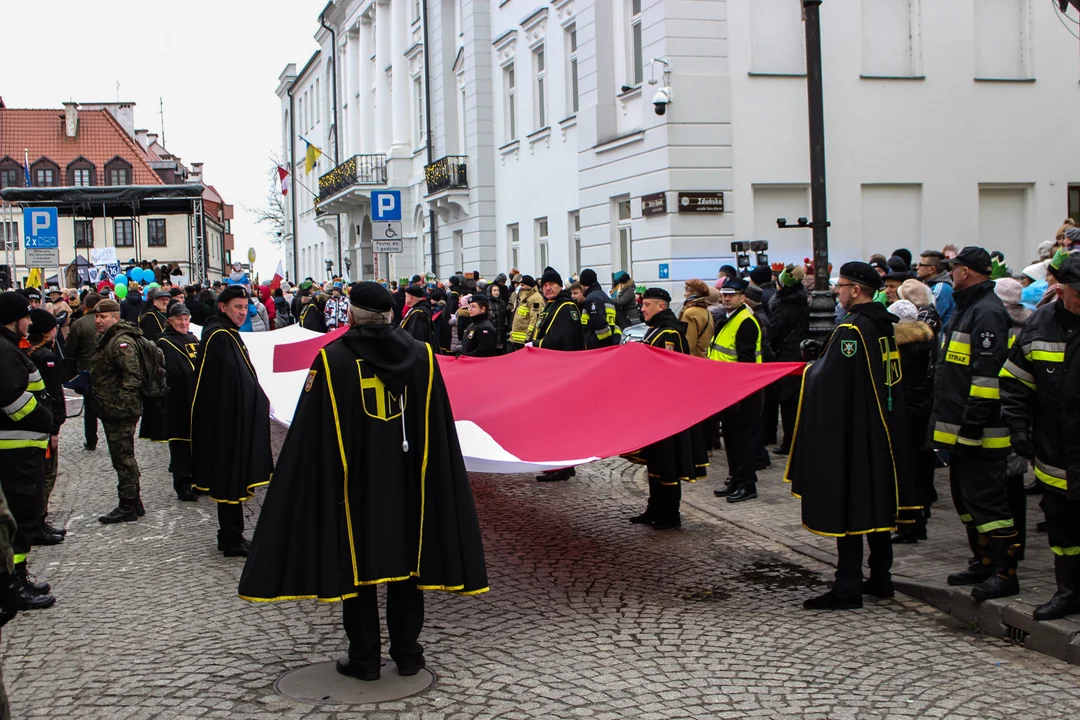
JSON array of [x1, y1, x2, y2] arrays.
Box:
[[275, 660, 435, 704]]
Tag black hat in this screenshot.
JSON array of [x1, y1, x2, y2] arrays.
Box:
[[168, 302, 191, 318], [217, 285, 250, 304], [150, 289, 171, 301], [579, 268, 598, 286], [944, 246, 993, 275], [744, 284, 763, 303], [449, 275, 463, 287], [520, 275, 537, 287], [212, 280, 223, 288], [839, 261, 884, 290], [0, 291, 32, 325], [540, 268, 563, 286], [641, 287, 671, 303], [469, 293, 490, 307], [28, 308, 56, 336], [720, 278, 748, 294], [410, 274, 423, 284], [18, 287, 42, 303], [349, 281, 394, 312], [884, 271, 910, 283], [404, 285, 425, 298], [1055, 255, 1080, 291], [868, 258, 888, 273], [748, 265, 772, 285], [886, 255, 909, 274]]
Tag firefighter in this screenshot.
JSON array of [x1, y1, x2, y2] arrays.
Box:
[[579, 269, 620, 349], [509, 275, 545, 350], [461, 295, 498, 357]]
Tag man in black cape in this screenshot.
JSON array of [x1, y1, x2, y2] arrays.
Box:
[[399, 286, 438, 349], [139, 302, 201, 501], [190, 285, 273, 556], [625, 288, 696, 529], [298, 289, 327, 333], [138, 289, 169, 341], [785, 261, 916, 610], [238, 282, 488, 682], [532, 268, 586, 351]]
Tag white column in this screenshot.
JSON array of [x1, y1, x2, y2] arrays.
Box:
[[359, 15, 375, 153], [390, 0, 411, 156], [375, 0, 392, 153], [347, 27, 361, 157]]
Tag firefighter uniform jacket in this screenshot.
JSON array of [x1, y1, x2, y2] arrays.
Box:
[[0, 326, 53, 451], [582, 283, 620, 349], [1000, 299, 1080, 497], [509, 287, 546, 345], [533, 292, 586, 351], [930, 280, 1012, 457], [462, 316, 498, 357]]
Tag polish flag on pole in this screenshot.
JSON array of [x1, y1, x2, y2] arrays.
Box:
[[277, 166, 289, 195], [269, 258, 285, 291]]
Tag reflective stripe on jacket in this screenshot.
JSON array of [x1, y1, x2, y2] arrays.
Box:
[[707, 305, 762, 363], [0, 326, 52, 450]]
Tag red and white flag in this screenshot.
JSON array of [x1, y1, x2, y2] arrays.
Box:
[[269, 259, 285, 291], [277, 166, 289, 195]]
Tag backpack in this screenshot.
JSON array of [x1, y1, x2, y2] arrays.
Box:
[[134, 334, 169, 399]]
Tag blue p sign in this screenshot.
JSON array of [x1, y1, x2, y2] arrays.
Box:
[[371, 190, 401, 222], [23, 208, 59, 249]]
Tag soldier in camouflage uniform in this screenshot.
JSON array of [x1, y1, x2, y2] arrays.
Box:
[[89, 300, 145, 524]]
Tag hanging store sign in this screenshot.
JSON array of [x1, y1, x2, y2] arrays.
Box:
[[677, 192, 725, 213]]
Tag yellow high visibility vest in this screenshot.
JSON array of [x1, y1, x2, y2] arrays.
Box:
[[707, 305, 762, 363]]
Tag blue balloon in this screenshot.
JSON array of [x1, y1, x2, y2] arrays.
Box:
[[140, 268, 153, 283], [113, 273, 127, 285]]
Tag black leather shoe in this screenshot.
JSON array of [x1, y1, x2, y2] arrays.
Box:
[[176, 489, 197, 502], [773, 445, 790, 456], [537, 468, 574, 482], [17, 584, 56, 610], [890, 529, 919, 544], [947, 565, 993, 586], [396, 658, 426, 677], [803, 590, 862, 610], [336, 657, 380, 681], [726, 487, 758, 503], [651, 516, 682, 530], [99, 503, 138, 524], [713, 483, 736, 497], [15, 564, 50, 595], [84, 440, 96, 451], [31, 531, 64, 546], [1034, 591, 1080, 621], [42, 521, 66, 537], [628, 513, 654, 525], [135, 497, 145, 517], [861, 577, 895, 598], [222, 539, 251, 558], [972, 573, 1020, 601]]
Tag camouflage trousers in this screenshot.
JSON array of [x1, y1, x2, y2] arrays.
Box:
[[44, 447, 58, 515], [102, 421, 140, 501]]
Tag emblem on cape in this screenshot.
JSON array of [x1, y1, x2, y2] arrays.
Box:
[[665, 341, 675, 351], [980, 331, 994, 349], [304, 369, 317, 392], [468, 330, 475, 339], [571, 310, 580, 322], [840, 340, 857, 357]]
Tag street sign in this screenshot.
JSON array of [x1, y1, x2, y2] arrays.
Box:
[[373, 240, 403, 254], [371, 190, 402, 222], [658, 263, 670, 279], [248, 247, 257, 263], [23, 208, 59, 248], [373, 221, 402, 241], [26, 247, 59, 267], [677, 191, 725, 213], [642, 192, 667, 217]]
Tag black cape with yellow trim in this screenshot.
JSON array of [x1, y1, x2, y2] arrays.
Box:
[[400, 299, 438, 350], [785, 301, 916, 537], [532, 291, 586, 351], [139, 327, 200, 442], [623, 310, 702, 482], [238, 324, 488, 602], [299, 301, 327, 333], [189, 315, 273, 502]]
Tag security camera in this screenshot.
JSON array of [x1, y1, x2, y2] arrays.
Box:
[[652, 88, 672, 116]]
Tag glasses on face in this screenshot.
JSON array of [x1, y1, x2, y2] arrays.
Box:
[[917, 263, 933, 268]]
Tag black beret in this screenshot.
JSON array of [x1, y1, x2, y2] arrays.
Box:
[[168, 302, 191, 318], [0, 291, 32, 325], [540, 268, 563, 286], [469, 294, 490, 307], [641, 287, 671, 303], [579, 268, 598, 286], [520, 274, 537, 287], [839, 261, 884, 291], [28, 308, 56, 336], [404, 285, 426, 298], [217, 285, 250, 304], [349, 281, 394, 312], [18, 287, 42, 302]]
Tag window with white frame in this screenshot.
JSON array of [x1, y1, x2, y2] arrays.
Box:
[[567, 26, 579, 114], [629, 0, 643, 86], [508, 224, 520, 270], [415, 77, 426, 147], [534, 47, 547, 129], [537, 217, 549, 270], [505, 64, 517, 142], [974, 0, 1032, 80], [617, 199, 632, 272], [570, 211, 581, 273], [861, 0, 920, 77], [315, 78, 321, 124]]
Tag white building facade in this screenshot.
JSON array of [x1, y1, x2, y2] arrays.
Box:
[[278, 0, 1080, 289]]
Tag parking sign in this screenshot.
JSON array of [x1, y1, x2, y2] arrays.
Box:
[[371, 190, 401, 222], [23, 208, 59, 249]]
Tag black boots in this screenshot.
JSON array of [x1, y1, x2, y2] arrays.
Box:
[[537, 467, 575, 482], [971, 536, 1021, 601], [99, 500, 138, 524], [802, 590, 862, 610], [862, 576, 895, 598], [14, 564, 55, 610], [947, 528, 994, 586], [1034, 555, 1080, 621]]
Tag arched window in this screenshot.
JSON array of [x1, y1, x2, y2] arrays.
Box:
[[67, 156, 97, 187], [104, 156, 132, 186], [30, 157, 60, 187]]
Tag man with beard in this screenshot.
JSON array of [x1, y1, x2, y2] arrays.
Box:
[[190, 286, 273, 556], [787, 261, 915, 610], [238, 282, 487, 681], [139, 289, 170, 342], [139, 303, 201, 501], [400, 286, 438, 349], [298, 288, 327, 333], [627, 288, 694, 529]]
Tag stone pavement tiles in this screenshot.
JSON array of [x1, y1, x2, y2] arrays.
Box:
[[2, 419, 1080, 718]]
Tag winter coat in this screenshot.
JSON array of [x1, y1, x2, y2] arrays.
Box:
[[50, 299, 73, 340], [678, 296, 714, 358], [185, 295, 207, 325], [925, 270, 955, 327], [509, 286, 546, 345], [65, 310, 99, 374], [259, 287, 277, 328], [249, 300, 271, 332], [120, 294, 145, 324], [895, 320, 936, 445], [324, 296, 349, 330], [767, 283, 810, 363], [612, 283, 640, 328], [273, 296, 294, 328], [89, 321, 144, 422], [27, 340, 67, 435]]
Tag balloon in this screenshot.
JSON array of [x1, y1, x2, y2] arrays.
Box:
[[115, 284, 128, 299], [147, 281, 160, 289], [139, 268, 153, 283], [113, 273, 127, 286]]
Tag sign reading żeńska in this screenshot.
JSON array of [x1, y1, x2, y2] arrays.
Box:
[[677, 192, 725, 213]]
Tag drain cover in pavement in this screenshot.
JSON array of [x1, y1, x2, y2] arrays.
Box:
[[275, 661, 435, 704]]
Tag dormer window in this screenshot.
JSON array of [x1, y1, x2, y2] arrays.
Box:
[[105, 157, 132, 186]]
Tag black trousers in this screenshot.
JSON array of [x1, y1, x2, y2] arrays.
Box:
[[950, 454, 1013, 538], [721, 404, 759, 491], [1007, 474, 1027, 554], [169, 441, 192, 494], [217, 503, 244, 546], [342, 579, 425, 673], [0, 448, 45, 558], [1041, 490, 1080, 555], [84, 397, 99, 447], [834, 532, 892, 596]]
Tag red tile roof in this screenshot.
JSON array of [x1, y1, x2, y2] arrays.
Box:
[[0, 107, 162, 185]]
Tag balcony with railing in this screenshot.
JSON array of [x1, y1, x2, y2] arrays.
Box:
[[424, 155, 470, 220], [317, 154, 388, 211]]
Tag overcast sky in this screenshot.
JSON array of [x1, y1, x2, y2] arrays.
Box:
[[2, 0, 327, 278]]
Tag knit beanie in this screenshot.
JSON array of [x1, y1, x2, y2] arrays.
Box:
[[993, 277, 1023, 308]]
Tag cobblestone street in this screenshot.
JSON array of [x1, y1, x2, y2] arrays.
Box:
[[3, 419, 1080, 719]]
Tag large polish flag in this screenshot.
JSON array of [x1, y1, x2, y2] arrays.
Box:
[[190, 325, 801, 473]]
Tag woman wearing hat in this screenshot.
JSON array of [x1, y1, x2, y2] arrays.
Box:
[[24, 310, 67, 546]]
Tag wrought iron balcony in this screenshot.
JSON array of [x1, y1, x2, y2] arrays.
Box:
[[318, 154, 388, 200], [424, 155, 469, 195]]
